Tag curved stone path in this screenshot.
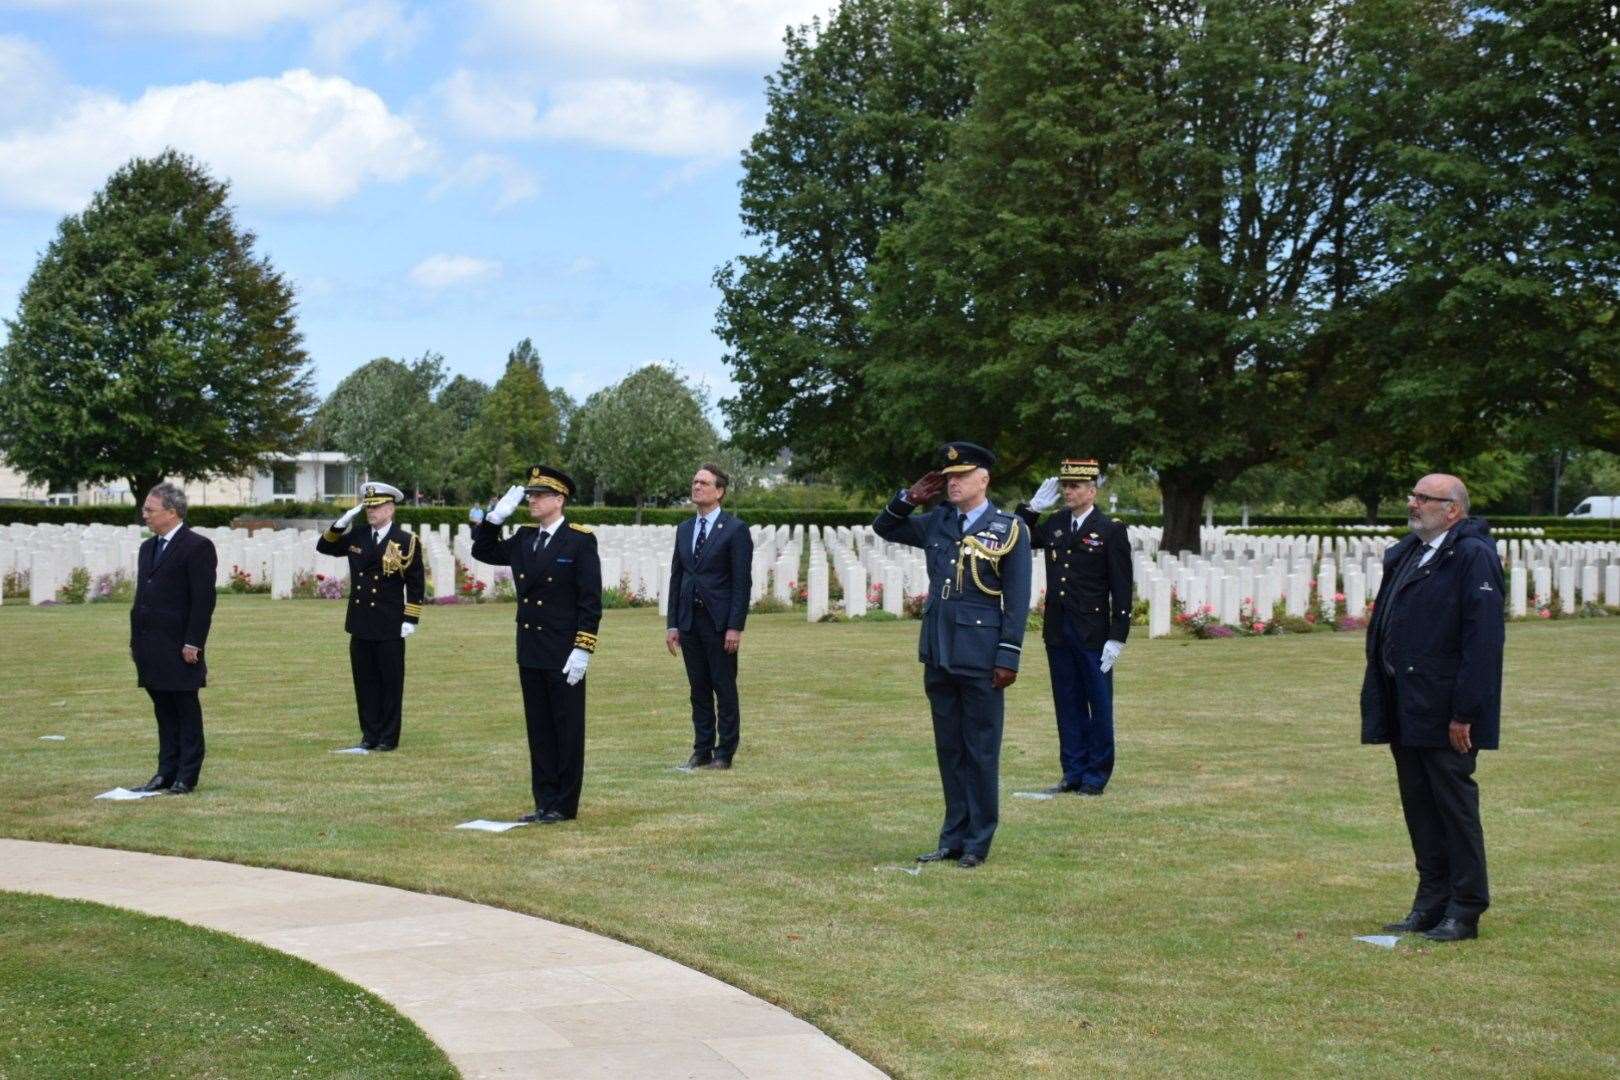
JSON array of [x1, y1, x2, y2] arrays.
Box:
[[0, 840, 886, 1080]]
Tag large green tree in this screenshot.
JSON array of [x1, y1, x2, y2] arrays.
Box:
[[714, 0, 987, 479], [0, 150, 314, 498], [317, 353, 449, 498], [572, 364, 718, 521], [863, 0, 1452, 550], [461, 339, 562, 497], [435, 373, 490, 501]]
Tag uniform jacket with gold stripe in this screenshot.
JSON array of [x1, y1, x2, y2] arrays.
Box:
[[471, 518, 602, 670], [315, 522, 425, 640]]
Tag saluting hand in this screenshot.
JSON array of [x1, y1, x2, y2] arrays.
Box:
[[907, 470, 945, 504]]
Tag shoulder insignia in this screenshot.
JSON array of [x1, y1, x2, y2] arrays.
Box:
[[517, 522, 539, 529], [568, 522, 594, 534]]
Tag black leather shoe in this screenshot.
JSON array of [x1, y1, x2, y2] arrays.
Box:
[[167, 781, 194, 795], [1041, 779, 1084, 795], [1422, 917, 1478, 942], [704, 758, 732, 770], [371, 744, 396, 752], [1382, 909, 1444, 933], [958, 853, 986, 869], [683, 753, 713, 769], [132, 775, 171, 793], [916, 848, 962, 863], [1077, 786, 1105, 796], [536, 810, 566, 824], [519, 811, 543, 823]]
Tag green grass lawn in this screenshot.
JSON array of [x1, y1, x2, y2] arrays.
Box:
[[1, 597, 1616, 1079], [0, 890, 456, 1078]]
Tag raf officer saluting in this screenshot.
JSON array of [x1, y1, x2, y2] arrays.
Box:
[[316, 481, 424, 752], [1016, 459, 1133, 795], [472, 465, 602, 824], [873, 442, 1031, 869]]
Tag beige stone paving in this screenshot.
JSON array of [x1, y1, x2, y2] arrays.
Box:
[[0, 839, 887, 1080]]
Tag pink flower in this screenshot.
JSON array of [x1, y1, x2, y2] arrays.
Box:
[[1539, 609, 1552, 619], [1252, 622, 1266, 633], [1333, 592, 1346, 603]]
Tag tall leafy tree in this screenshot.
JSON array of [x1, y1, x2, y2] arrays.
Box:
[[0, 150, 314, 498], [714, 0, 987, 478], [436, 373, 490, 501], [572, 364, 718, 521], [461, 340, 561, 497], [317, 353, 449, 498], [864, 0, 1453, 550]]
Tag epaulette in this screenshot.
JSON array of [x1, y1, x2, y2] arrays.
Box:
[[568, 522, 594, 534]]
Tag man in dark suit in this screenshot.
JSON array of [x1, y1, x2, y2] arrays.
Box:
[[873, 442, 1031, 868], [667, 463, 753, 769], [315, 481, 425, 752], [1363, 473, 1503, 943], [472, 465, 602, 823], [129, 483, 217, 795], [1015, 458, 1134, 795]]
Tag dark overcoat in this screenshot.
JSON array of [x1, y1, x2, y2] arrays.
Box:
[[130, 525, 218, 691]]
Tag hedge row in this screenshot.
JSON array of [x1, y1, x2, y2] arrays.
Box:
[[0, 502, 885, 530], [4, 501, 1611, 532]]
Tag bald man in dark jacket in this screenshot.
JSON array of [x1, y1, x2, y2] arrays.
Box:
[[1362, 473, 1503, 942]]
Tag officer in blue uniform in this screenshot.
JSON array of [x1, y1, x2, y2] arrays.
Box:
[[471, 465, 602, 823], [1016, 459, 1133, 795], [873, 442, 1031, 868], [315, 481, 424, 752]]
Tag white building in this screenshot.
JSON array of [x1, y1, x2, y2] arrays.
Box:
[[0, 452, 361, 506]]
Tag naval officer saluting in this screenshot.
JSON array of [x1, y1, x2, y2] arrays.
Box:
[[315, 481, 424, 752], [873, 442, 1031, 868], [472, 465, 602, 823]]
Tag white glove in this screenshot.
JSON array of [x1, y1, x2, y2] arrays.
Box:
[[468, 504, 485, 525], [563, 647, 590, 686], [1028, 477, 1061, 512], [335, 504, 363, 529], [487, 485, 525, 525], [400, 622, 416, 639], [1099, 639, 1124, 673]]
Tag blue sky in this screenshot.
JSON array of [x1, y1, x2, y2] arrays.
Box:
[[0, 1, 835, 413]]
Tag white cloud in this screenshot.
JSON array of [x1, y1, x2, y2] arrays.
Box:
[[429, 152, 539, 210], [0, 34, 63, 128], [0, 69, 431, 212], [408, 253, 500, 290], [1, 0, 332, 37], [439, 71, 752, 158], [472, 0, 832, 69], [309, 0, 424, 66]]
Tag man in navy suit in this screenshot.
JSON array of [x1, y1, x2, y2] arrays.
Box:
[[667, 463, 753, 769], [129, 483, 218, 795], [1362, 473, 1503, 942]]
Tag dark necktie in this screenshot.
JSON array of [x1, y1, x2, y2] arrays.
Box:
[[695, 516, 709, 557], [531, 529, 549, 556], [958, 513, 969, 537], [153, 537, 169, 566]]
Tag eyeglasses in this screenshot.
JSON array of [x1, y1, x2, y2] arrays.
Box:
[[1408, 491, 1454, 505]]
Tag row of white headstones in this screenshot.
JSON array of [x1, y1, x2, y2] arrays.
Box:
[[4, 522, 1617, 639]]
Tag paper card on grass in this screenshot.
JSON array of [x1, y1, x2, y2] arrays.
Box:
[[873, 865, 921, 876], [1354, 934, 1400, 949], [455, 819, 529, 833], [95, 787, 165, 801], [39, 735, 66, 741], [672, 765, 697, 773], [1013, 791, 1056, 800], [332, 746, 370, 755]]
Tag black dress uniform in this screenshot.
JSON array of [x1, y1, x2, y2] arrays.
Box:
[[1016, 459, 1133, 793], [315, 491, 424, 750], [873, 442, 1032, 862], [472, 466, 602, 820], [131, 523, 217, 790]]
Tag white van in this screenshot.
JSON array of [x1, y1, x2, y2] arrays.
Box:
[[1566, 495, 1619, 520]]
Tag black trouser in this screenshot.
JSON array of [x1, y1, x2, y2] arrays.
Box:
[[147, 688, 204, 786], [1391, 743, 1490, 921], [350, 637, 405, 748], [922, 665, 1003, 858], [519, 666, 586, 818], [681, 605, 740, 761]]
